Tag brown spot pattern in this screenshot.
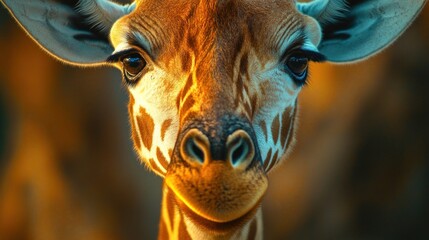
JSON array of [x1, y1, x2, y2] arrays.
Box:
[[128, 96, 141, 150], [180, 94, 196, 117], [149, 158, 164, 176], [263, 149, 272, 170], [186, 34, 197, 51], [157, 147, 169, 170], [267, 151, 279, 172], [280, 108, 293, 147], [161, 119, 173, 141], [239, 53, 249, 75], [236, 75, 244, 103], [284, 109, 297, 151], [158, 218, 169, 240], [182, 75, 194, 100], [176, 93, 181, 110], [271, 114, 280, 144], [250, 95, 258, 119], [178, 219, 192, 240], [137, 107, 155, 150], [129, 95, 135, 106], [181, 51, 192, 72]]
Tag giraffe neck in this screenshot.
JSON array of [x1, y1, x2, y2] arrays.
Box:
[[158, 184, 264, 240]]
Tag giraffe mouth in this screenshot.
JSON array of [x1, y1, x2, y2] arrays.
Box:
[[174, 188, 263, 233], [165, 160, 268, 223]]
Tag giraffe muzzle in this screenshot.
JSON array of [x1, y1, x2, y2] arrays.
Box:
[[165, 116, 268, 223], [180, 128, 255, 170]]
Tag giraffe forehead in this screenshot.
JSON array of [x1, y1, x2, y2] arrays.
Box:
[[121, 0, 303, 63]]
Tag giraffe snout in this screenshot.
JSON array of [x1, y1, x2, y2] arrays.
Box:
[[166, 116, 267, 223], [180, 128, 255, 169]]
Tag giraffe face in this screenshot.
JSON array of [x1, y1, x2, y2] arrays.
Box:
[[109, 0, 322, 223]]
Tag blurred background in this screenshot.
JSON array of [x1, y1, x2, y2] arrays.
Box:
[[0, 1, 428, 240]]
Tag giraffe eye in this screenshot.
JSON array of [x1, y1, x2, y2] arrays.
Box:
[[121, 52, 146, 83], [286, 51, 309, 83]]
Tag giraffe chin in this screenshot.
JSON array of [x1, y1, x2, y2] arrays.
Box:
[[165, 161, 268, 223]]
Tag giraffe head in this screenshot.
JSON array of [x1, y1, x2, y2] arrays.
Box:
[[108, 0, 314, 222], [3, 0, 426, 226]]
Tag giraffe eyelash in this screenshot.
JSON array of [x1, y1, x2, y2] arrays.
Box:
[[303, 50, 326, 62], [280, 44, 326, 63], [279, 31, 326, 63], [107, 49, 137, 63]]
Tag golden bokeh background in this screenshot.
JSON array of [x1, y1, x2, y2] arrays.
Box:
[[0, 2, 428, 239]]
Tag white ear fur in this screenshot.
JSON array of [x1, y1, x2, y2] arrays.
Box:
[[302, 15, 322, 47], [76, 0, 136, 35], [297, 0, 427, 63], [296, 0, 348, 25], [0, 0, 136, 66]]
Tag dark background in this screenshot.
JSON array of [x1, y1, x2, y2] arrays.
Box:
[[0, 2, 428, 240]]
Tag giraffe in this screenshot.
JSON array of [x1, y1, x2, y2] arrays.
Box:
[[1, 0, 426, 239]]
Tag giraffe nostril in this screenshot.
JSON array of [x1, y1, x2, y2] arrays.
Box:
[[186, 138, 205, 163], [230, 138, 248, 165], [180, 129, 210, 166], [227, 130, 255, 170]]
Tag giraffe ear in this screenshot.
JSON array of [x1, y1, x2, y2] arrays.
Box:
[[297, 0, 427, 63], [1, 0, 135, 66]]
